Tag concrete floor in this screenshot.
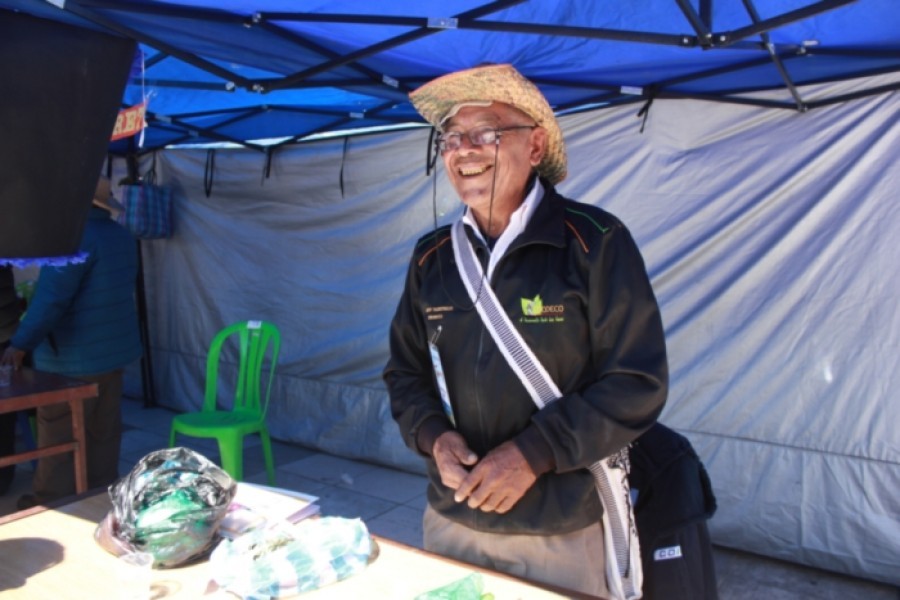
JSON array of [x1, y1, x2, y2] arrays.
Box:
[[1, 396, 897, 599]]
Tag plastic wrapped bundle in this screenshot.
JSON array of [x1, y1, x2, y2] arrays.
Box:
[[95, 447, 237, 568], [209, 517, 373, 599]]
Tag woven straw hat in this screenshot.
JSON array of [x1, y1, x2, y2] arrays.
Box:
[[410, 64, 567, 184]]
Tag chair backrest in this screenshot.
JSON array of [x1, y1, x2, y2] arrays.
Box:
[[204, 320, 281, 416]]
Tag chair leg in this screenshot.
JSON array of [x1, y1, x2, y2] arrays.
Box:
[[260, 428, 276, 486], [217, 434, 244, 482]]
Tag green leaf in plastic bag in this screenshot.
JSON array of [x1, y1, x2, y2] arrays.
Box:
[[414, 572, 489, 600]]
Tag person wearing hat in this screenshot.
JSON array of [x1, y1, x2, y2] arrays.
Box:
[[384, 64, 668, 597], [1, 174, 142, 508]]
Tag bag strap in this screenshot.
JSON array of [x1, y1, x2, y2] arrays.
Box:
[[450, 219, 643, 600], [451, 222, 561, 406], [144, 151, 158, 186]]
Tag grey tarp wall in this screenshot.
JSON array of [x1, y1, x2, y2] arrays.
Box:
[[123, 74, 899, 584]]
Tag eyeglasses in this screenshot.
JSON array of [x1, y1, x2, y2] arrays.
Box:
[[437, 124, 536, 153]]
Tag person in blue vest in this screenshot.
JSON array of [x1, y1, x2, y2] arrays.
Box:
[[1, 175, 142, 508]]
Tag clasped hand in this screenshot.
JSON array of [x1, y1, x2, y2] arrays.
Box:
[[432, 431, 537, 514]]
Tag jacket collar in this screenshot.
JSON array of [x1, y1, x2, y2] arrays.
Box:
[[459, 178, 568, 280], [461, 177, 567, 249], [514, 178, 568, 250]]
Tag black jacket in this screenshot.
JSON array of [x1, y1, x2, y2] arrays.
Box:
[[384, 181, 668, 535]]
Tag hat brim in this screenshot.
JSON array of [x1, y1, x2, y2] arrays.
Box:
[[410, 64, 567, 184]]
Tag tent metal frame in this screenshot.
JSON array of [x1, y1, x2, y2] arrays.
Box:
[[27, 0, 895, 153]]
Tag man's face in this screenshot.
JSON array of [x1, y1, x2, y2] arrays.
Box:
[[440, 103, 546, 215]]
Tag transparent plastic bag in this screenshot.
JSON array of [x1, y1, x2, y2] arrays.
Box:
[[209, 517, 373, 599], [94, 447, 236, 568], [414, 573, 494, 600]]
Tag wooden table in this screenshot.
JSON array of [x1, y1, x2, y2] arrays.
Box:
[[0, 368, 97, 494], [0, 489, 593, 599]]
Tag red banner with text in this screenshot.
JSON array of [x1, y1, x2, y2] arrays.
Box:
[[111, 101, 147, 141]]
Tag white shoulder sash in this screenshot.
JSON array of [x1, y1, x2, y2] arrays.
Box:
[[450, 219, 643, 600]]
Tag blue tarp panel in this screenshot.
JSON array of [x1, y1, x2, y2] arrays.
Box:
[[106, 78, 899, 586], [2, 0, 898, 152]]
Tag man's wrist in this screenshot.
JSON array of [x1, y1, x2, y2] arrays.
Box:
[[416, 416, 454, 457], [514, 426, 556, 476]]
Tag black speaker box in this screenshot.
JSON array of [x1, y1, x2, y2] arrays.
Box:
[[0, 11, 136, 262]]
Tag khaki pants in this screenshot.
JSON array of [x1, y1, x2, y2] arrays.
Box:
[[33, 370, 124, 500], [424, 504, 610, 598]]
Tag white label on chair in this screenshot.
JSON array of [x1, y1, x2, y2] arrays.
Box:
[[248, 320, 262, 329]]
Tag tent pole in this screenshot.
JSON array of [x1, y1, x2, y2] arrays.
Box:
[[262, 0, 526, 92], [126, 147, 157, 409], [741, 0, 806, 111], [699, 0, 713, 30], [135, 239, 156, 408], [805, 81, 900, 109], [59, 0, 253, 89], [674, 0, 713, 46], [717, 0, 857, 48]]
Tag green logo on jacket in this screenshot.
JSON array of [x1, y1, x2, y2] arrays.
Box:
[[521, 295, 544, 317], [520, 294, 565, 324]]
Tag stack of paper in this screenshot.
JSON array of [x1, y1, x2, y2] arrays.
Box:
[[219, 482, 320, 538]]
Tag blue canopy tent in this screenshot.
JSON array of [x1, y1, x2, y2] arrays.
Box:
[[1, 0, 897, 152], [2, 0, 899, 588]]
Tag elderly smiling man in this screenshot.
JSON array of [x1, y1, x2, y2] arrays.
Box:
[[384, 64, 668, 599]]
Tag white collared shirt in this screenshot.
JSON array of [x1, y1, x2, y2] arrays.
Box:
[[461, 179, 545, 280]]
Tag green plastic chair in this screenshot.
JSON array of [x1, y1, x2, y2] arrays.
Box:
[[169, 320, 281, 484]]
